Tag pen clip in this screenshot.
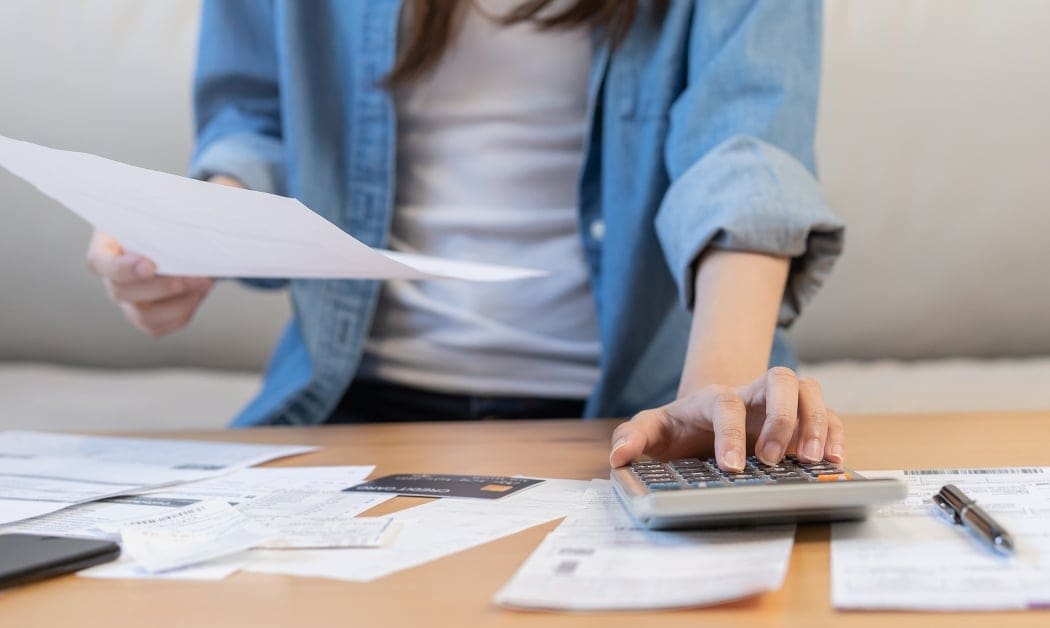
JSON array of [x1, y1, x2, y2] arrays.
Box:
[[931, 491, 962, 524]]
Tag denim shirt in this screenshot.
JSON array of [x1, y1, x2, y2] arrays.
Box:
[[190, 0, 844, 427]]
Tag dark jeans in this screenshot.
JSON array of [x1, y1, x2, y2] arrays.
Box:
[[326, 378, 587, 424]]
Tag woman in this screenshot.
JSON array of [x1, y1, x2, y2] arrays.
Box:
[[86, 0, 845, 473]]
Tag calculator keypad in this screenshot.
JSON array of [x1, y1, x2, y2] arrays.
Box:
[[630, 455, 848, 491]]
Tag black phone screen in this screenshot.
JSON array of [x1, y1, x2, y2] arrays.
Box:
[[0, 534, 120, 590]]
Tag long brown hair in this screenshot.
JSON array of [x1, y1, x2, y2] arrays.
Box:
[[385, 0, 668, 87]]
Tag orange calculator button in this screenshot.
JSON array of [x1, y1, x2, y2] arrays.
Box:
[[817, 473, 850, 481]]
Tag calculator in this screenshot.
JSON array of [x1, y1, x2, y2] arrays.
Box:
[[612, 455, 906, 529]]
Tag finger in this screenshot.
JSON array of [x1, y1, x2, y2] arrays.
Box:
[[87, 233, 158, 282], [752, 367, 800, 465], [695, 388, 747, 472], [660, 387, 746, 471], [120, 291, 203, 337], [609, 409, 666, 467], [610, 391, 725, 467], [824, 409, 846, 463], [795, 377, 829, 462], [94, 253, 156, 283], [107, 276, 196, 305]]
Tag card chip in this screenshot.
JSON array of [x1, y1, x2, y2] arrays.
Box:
[[480, 484, 513, 492]]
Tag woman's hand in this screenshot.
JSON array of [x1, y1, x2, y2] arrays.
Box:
[[86, 231, 214, 337], [609, 367, 843, 472]]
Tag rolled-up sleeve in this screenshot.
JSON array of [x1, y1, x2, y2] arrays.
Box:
[[191, 0, 287, 289], [191, 0, 285, 195], [654, 0, 843, 326]]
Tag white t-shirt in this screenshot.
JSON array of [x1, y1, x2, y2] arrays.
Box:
[[358, 0, 601, 399]]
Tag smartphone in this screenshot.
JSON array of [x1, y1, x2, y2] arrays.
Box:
[[0, 534, 120, 590]]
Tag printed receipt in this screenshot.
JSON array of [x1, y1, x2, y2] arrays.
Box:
[[118, 491, 399, 573], [831, 466, 1050, 610], [119, 500, 273, 573], [238, 491, 399, 549], [494, 480, 796, 611]]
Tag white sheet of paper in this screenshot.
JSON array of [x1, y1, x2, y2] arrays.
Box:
[[237, 490, 398, 548], [79, 554, 246, 581], [0, 134, 544, 282], [0, 432, 315, 527], [493, 480, 797, 611], [1, 466, 379, 541], [140, 465, 377, 502], [0, 430, 316, 525], [245, 478, 590, 582], [119, 500, 275, 573], [0, 430, 316, 471], [831, 467, 1050, 611]]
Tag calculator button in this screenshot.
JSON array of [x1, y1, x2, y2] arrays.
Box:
[[647, 482, 683, 490], [816, 474, 848, 482], [640, 476, 675, 483], [688, 481, 725, 488], [680, 474, 718, 482], [670, 458, 704, 468]]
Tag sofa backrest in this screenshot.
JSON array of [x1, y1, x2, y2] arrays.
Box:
[[788, 0, 1050, 361], [1, 0, 1048, 369], [0, 0, 286, 371]]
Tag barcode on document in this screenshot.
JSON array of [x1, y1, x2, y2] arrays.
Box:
[[554, 560, 579, 576], [905, 468, 1044, 476]]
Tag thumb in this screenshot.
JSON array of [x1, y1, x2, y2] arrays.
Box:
[[609, 424, 647, 467]]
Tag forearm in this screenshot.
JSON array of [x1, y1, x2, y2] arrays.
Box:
[[678, 250, 790, 397]]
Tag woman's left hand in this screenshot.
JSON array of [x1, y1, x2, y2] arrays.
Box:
[[608, 367, 844, 472]]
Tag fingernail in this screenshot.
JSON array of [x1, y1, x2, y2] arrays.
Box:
[[803, 438, 822, 461], [760, 442, 782, 465], [135, 260, 153, 278], [609, 437, 629, 466], [723, 450, 743, 471], [827, 443, 844, 462]]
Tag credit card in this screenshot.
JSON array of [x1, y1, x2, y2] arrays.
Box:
[[343, 474, 544, 500]]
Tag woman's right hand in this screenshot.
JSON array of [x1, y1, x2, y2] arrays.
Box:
[[86, 231, 214, 337]]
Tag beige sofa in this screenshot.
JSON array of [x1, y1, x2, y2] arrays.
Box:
[[2, 0, 1049, 432]]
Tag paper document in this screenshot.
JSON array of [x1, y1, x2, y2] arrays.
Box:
[[0, 466, 376, 540], [831, 466, 1050, 610], [101, 491, 394, 576], [494, 480, 796, 611], [245, 478, 591, 582], [79, 554, 246, 581], [0, 430, 316, 525], [141, 465, 377, 501], [0, 134, 544, 282], [119, 500, 275, 573], [238, 490, 398, 549]]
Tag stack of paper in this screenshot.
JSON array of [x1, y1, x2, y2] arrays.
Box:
[[0, 430, 316, 525], [494, 480, 796, 611], [244, 479, 591, 582], [831, 466, 1050, 610]]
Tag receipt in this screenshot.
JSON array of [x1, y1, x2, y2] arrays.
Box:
[[494, 480, 796, 611], [119, 500, 274, 573], [831, 467, 1050, 610], [238, 490, 398, 549]]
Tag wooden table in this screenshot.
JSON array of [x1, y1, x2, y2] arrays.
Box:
[[3, 412, 1048, 627]]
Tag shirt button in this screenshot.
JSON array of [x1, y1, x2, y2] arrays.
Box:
[[589, 219, 606, 241]]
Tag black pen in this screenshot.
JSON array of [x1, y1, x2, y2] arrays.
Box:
[[932, 484, 1015, 555]]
